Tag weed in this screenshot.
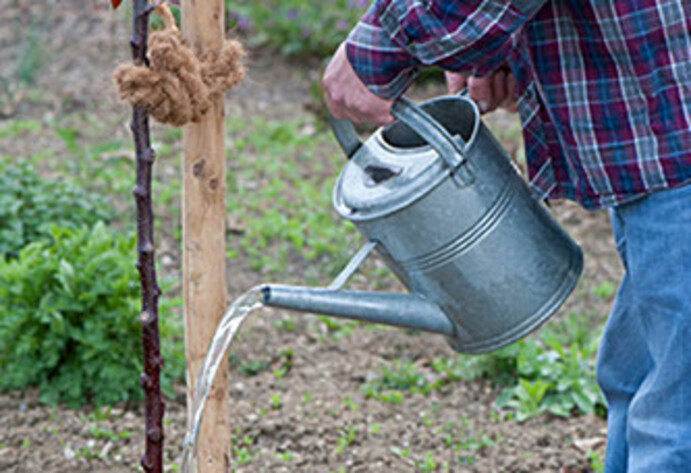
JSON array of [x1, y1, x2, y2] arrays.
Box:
[[237, 359, 271, 377], [88, 425, 131, 443], [588, 449, 605, 473], [390, 446, 413, 465], [230, 433, 256, 467], [341, 397, 358, 412], [273, 318, 297, 332], [315, 315, 360, 341], [417, 451, 438, 472], [334, 426, 357, 454], [363, 360, 434, 402], [593, 281, 616, 299], [272, 349, 293, 380], [270, 393, 282, 410], [500, 378, 551, 422]]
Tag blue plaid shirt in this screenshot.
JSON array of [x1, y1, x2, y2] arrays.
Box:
[[346, 0, 691, 209]]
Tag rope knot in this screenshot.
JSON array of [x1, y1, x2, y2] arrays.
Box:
[[113, 4, 244, 126]]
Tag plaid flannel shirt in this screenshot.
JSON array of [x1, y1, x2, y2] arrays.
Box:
[[346, 0, 691, 209]]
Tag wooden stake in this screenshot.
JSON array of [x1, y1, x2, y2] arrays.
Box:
[[181, 1, 230, 472]]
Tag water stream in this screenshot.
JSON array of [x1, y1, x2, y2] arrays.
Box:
[[179, 286, 265, 473]]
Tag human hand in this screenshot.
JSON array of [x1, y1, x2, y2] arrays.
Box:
[[323, 42, 394, 126], [445, 68, 518, 114]]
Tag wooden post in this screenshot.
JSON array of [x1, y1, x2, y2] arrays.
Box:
[[181, 1, 230, 472]]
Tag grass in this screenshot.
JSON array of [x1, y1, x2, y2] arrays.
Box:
[[225, 116, 358, 279]]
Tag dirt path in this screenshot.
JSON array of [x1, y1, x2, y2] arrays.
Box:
[[0, 2, 618, 472]]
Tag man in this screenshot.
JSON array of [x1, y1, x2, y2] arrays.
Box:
[[322, 1, 691, 472]]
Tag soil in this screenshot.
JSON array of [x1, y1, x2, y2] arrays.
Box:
[[0, 1, 618, 472]]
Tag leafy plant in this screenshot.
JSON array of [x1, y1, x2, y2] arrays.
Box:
[[0, 223, 184, 406], [500, 378, 551, 422], [417, 451, 438, 472], [0, 161, 112, 257], [363, 360, 435, 402], [334, 426, 358, 454], [494, 326, 605, 421]]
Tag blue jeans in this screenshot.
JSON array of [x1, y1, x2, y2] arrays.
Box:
[[596, 183, 691, 472]]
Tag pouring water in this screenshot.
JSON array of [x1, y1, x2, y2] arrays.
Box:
[[179, 287, 264, 473]]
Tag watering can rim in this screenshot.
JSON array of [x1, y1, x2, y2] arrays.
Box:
[[332, 94, 482, 222]]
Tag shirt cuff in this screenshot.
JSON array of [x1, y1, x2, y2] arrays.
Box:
[[345, 8, 420, 100]]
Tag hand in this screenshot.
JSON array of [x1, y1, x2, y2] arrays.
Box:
[[323, 42, 394, 126], [445, 68, 518, 114]]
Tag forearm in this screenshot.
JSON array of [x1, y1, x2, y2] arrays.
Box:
[[346, 0, 546, 99]]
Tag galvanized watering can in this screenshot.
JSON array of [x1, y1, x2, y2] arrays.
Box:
[[262, 94, 583, 354]]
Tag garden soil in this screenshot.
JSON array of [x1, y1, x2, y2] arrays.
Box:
[[1, 1, 616, 472]]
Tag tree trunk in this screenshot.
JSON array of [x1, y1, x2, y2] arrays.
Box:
[[129, 1, 164, 472]]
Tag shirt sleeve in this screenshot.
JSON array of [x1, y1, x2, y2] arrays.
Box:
[[346, 0, 547, 99]]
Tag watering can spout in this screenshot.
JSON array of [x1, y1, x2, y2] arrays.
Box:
[[261, 285, 456, 336]]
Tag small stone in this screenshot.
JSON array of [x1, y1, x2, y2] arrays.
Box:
[[64, 445, 75, 461], [100, 442, 113, 459]]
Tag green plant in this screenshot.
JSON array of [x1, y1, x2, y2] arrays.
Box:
[[417, 451, 438, 472], [362, 360, 435, 402], [500, 378, 551, 422], [226, 0, 367, 57], [494, 329, 605, 421], [270, 393, 282, 410], [588, 449, 605, 473], [593, 281, 616, 299], [230, 433, 257, 467], [334, 426, 358, 454], [0, 161, 113, 256], [236, 358, 271, 377], [0, 223, 184, 406]]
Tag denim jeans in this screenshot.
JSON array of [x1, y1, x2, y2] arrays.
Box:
[[596, 183, 691, 472]]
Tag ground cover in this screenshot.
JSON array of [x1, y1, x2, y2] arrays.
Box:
[[0, 1, 618, 471]]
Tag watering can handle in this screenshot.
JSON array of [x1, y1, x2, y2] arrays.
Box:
[[390, 97, 473, 186], [329, 115, 362, 159]]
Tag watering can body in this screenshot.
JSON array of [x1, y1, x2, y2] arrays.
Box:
[[263, 94, 582, 354]]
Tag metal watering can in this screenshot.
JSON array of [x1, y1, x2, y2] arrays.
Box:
[[262, 94, 583, 354]]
